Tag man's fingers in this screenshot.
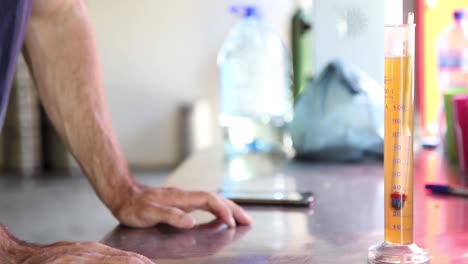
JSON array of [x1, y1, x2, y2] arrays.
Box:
[[189, 192, 236, 227], [49, 253, 153, 264], [224, 198, 252, 225], [27, 241, 154, 264], [143, 203, 195, 229], [205, 193, 236, 227], [140, 188, 252, 228], [86, 243, 154, 264], [165, 191, 241, 227]]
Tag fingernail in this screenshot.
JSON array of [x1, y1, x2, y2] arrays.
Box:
[[181, 214, 194, 228], [229, 217, 236, 227], [245, 214, 252, 223]]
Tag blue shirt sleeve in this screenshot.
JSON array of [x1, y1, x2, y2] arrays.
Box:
[[0, 0, 33, 130]]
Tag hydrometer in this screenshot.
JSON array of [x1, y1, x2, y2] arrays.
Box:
[[368, 13, 430, 264]]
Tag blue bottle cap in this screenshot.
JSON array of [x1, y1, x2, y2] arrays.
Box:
[[244, 6, 258, 17], [454, 9, 466, 21], [229, 5, 260, 18]]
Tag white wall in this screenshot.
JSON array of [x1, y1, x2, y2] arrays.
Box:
[[84, 0, 295, 168], [314, 0, 384, 85]]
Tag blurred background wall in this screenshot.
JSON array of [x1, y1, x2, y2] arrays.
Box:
[[84, 0, 296, 168], [1, 0, 417, 172]]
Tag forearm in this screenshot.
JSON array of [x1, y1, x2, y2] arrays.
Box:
[[0, 225, 33, 264], [23, 0, 137, 212]]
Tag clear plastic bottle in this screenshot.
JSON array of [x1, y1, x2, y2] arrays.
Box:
[[217, 6, 293, 157], [437, 9, 468, 92]]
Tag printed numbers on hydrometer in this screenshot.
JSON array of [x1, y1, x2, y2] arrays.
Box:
[[384, 56, 414, 244]]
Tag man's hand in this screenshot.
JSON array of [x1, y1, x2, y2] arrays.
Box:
[[23, 242, 153, 264], [113, 186, 252, 228], [25, 0, 252, 231], [0, 225, 153, 264]]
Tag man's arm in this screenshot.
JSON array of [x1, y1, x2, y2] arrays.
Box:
[[24, 0, 137, 219], [23, 0, 251, 228]]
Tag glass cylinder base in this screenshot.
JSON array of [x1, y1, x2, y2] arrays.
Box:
[[368, 242, 430, 264]]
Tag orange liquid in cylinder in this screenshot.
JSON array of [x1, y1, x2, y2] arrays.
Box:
[[384, 56, 414, 245]]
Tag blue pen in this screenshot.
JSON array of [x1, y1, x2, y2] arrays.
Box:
[[425, 184, 468, 197]]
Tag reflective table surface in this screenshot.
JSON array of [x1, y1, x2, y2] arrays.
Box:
[[102, 148, 468, 263]]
